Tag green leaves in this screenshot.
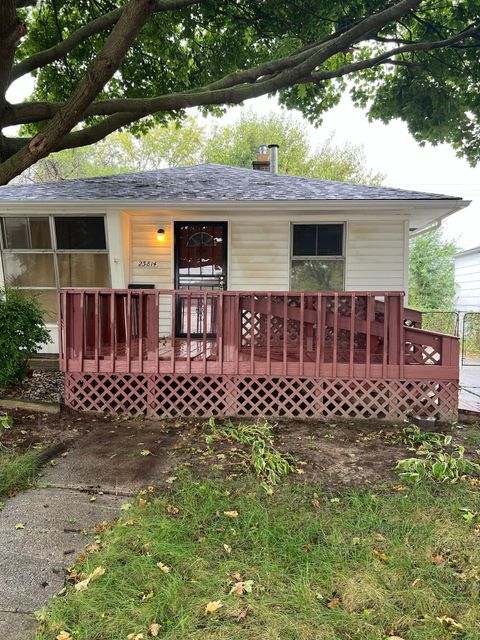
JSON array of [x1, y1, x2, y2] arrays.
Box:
[[0, 288, 51, 388], [395, 425, 480, 484]]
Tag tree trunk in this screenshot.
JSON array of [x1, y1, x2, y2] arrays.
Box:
[[0, 0, 155, 185]]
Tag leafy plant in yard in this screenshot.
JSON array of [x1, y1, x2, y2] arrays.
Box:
[[0, 414, 12, 435], [207, 417, 295, 491], [0, 288, 51, 387], [395, 425, 480, 484]]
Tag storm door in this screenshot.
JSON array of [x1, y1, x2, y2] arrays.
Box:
[[174, 222, 227, 336]]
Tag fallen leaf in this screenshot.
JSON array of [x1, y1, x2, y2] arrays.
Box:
[[205, 600, 223, 615], [436, 616, 463, 630], [223, 543, 232, 554], [56, 632, 72, 640], [374, 533, 386, 542], [124, 519, 137, 526], [372, 549, 389, 562], [75, 566, 106, 592], [312, 493, 321, 510], [166, 504, 179, 515], [327, 597, 341, 609], [121, 503, 133, 511], [140, 450, 152, 457], [165, 476, 177, 484], [15, 523, 25, 530], [296, 468, 305, 475], [236, 606, 253, 623], [138, 498, 147, 507], [431, 554, 445, 565], [89, 496, 97, 502], [127, 634, 144, 640], [233, 571, 242, 581], [149, 623, 161, 637], [224, 510, 238, 518], [157, 562, 171, 573], [229, 580, 254, 596]]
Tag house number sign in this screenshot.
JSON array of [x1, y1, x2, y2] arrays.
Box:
[[137, 260, 160, 268]]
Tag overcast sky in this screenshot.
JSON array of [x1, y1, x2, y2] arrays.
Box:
[[7, 76, 479, 252]]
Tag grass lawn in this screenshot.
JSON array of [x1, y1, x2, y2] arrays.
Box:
[[35, 475, 480, 640]]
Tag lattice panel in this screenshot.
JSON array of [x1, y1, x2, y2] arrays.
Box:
[[65, 373, 458, 422]]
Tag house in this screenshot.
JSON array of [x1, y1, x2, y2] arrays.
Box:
[[455, 246, 480, 313], [0, 154, 469, 421]]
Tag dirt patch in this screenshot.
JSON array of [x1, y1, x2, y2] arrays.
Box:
[[2, 408, 479, 492]]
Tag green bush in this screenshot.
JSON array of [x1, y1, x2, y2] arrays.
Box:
[[0, 288, 51, 387]]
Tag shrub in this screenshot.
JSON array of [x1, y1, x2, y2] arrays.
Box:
[[0, 288, 51, 387]]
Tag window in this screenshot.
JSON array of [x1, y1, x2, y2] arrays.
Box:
[[0, 215, 110, 320], [291, 223, 345, 291]]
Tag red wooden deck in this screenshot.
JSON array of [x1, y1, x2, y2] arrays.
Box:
[[59, 289, 459, 421]]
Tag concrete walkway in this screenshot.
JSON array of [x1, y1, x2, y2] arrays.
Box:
[[0, 419, 180, 638]]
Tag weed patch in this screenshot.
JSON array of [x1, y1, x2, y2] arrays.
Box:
[[206, 418, 296, 491]]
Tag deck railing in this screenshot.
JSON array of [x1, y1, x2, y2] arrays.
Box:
[[58, 289, 459, 381]]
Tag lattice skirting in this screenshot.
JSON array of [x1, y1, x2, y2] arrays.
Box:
[[64, 373, 458, 422]]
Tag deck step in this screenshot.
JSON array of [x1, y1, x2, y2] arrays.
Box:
[[28, 354, 60, 371]]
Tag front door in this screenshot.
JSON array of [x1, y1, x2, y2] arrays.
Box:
[[174, 222, 227, 290], [174, 222, 228, 336]]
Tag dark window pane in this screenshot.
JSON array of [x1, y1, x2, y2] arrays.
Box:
[[317, 224, 343, 256], [29, 217, 51, 249], [291, 259, 344, 291], [58, 253, 110, 287], [2, 217, 28, 249], [55, 217, 106, 250], [3, 253, 55, 287], [293, 225, 317, 256]]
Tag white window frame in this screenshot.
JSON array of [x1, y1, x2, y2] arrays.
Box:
[[0, 214, 111, 292], [290, 222, 346, 290]]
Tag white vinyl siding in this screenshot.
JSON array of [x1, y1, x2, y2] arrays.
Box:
[[345, 220, 406, 291], [130, 215, 173, 336], [230, 220, 290, 290], [455, 251, 480, 311], [127, 214, 409, 307]]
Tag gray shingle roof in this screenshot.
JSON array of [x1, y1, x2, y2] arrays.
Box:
[[0, 163, 461, 202]]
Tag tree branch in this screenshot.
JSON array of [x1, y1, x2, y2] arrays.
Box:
[[5, 0, 426, 127], [0, 0, 157, 184], [10, 0, 208, 83], [4, 0, 479, 182]]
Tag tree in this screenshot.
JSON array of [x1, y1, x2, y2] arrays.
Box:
[[17, 111, 383, 184], [203, 111, 384, 184], [16, 118, 205, 182], [0, 0, 479, 184], [408, 228, 458, 310]]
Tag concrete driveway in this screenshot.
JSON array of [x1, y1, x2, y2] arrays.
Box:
[[0, 418, 183, 638]]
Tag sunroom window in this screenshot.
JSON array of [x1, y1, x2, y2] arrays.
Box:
[[291, 223, 345, 291], [0, 216, 110, 320]]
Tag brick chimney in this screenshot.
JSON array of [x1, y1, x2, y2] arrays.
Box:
[[252, 145, 270, 172]]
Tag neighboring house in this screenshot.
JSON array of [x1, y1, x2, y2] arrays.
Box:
[[0, 156, 469, 421], [455, 246, 480, 312]]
